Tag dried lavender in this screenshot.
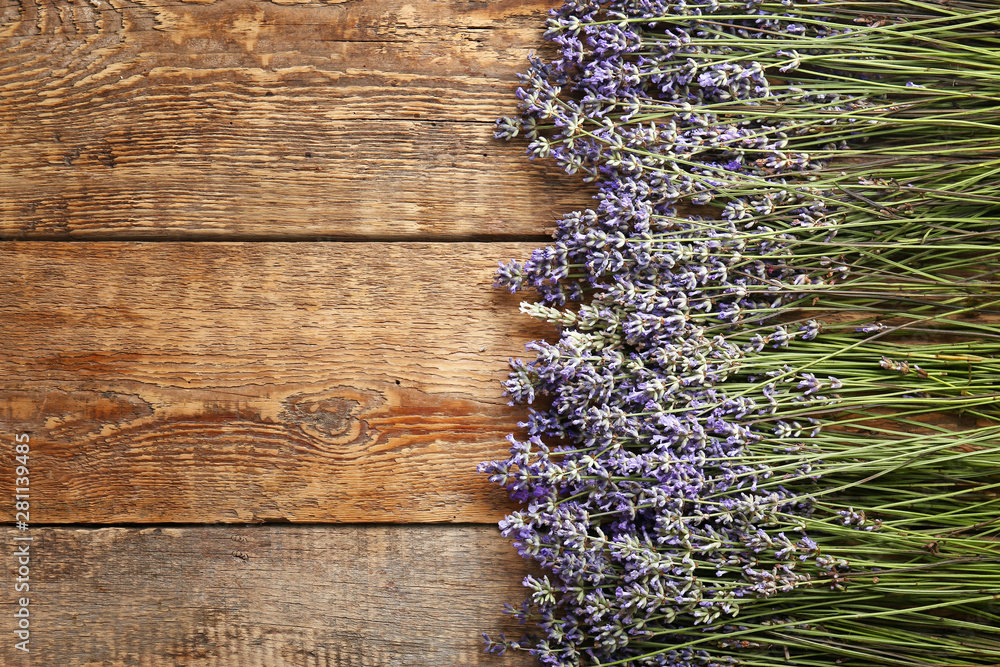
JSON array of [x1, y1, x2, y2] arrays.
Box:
[[483, 2, 1000, 666]]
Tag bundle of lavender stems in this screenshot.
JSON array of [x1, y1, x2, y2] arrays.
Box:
[[479, 1, 1000, 665]]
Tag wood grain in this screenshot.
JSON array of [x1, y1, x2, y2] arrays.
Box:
[[0, 241, 551, 524], [0, 0, 593, 239], [0, 524, 539, 666]]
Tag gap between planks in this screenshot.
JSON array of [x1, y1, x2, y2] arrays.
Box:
[[3, 234, 557, 243]]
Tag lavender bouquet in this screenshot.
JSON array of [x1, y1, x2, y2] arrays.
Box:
[[480, 1, 1000, 666]]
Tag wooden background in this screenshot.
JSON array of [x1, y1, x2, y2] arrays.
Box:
[[0, 0, 591, 663]]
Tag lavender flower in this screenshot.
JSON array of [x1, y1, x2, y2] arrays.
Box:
[[482, 0, 1000, 664]]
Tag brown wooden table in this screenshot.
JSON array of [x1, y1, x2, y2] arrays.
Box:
[[0, 0, 589, 662]]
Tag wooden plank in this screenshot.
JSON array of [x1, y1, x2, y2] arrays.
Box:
[[0, 241, 549, 524], [0, 0, 592, 239], [0, 524, 538, 666]]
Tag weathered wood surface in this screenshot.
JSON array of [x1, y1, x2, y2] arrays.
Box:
[[1, 0, 562, 662], [0, 524, 538, 666], [0, 0, 592, 240], [0, 241, 550, 524]]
